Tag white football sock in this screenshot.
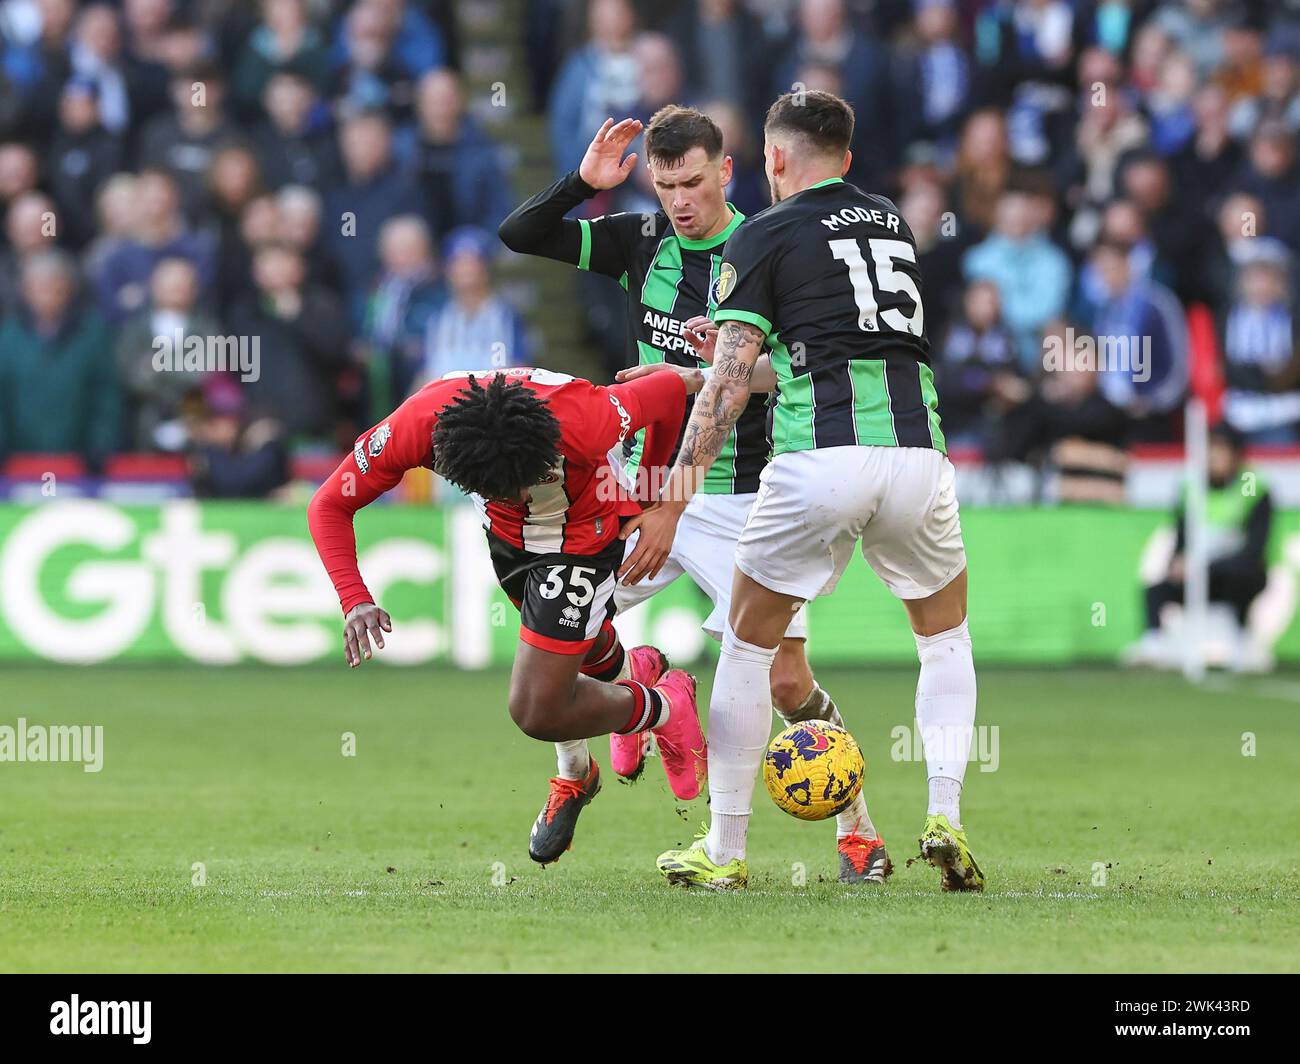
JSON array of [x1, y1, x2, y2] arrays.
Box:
[[775, 682, 838, 726], [704, 625, 777, 866], [836, 790, 877, 840], [554, 739, 590, 781], [553, 648, 630, 780], [928, 776, 962, 825], [914, 618, 976, 829]]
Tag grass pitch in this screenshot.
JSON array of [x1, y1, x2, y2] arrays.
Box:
[[1, 665, 1297, 973]]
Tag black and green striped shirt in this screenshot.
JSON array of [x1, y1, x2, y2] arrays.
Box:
[[712, 177, 945, 455], [499, 171, 770, 494]]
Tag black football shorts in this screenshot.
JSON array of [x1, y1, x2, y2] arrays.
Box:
[[487, 533, 623, 654]]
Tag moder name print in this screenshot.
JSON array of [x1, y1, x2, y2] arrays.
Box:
[[0, 719, 103, 772], [50, 996, 151, 1044]]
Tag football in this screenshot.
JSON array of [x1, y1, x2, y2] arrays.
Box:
[[763, 720, 865, 821]]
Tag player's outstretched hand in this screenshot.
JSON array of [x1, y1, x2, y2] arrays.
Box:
[[343, 602, 392, 668], [618, 502, 682, 585], [579, 117, 643, 190], [682, 316, 719, 364], [614, 362, 706, 393]]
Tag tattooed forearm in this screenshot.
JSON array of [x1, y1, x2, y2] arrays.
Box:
[[714, 322, 762, 378], [677, 419, 736, 467], [714, 358, 753, 382], [673, 321, 763, 471]]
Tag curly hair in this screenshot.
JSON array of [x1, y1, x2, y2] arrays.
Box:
[[431, 373, 562, 500]]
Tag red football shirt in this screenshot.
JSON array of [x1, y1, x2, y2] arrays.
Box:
[[307, 367, 687, 614]]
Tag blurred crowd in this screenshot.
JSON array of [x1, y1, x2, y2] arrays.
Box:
[[0, 0, 525, 492], [531, 0, 1300, 500], [0, 0, 1298, 499]]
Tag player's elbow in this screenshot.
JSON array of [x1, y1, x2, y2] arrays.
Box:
[[497, 212, 528, 253], [306, 487, 329, 535], [306, 483, 353, 546], [307, 481, 338, 520]]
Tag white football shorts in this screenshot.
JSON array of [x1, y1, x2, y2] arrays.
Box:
[[616, 491, 809, 640], [735, 445, 966, 603]]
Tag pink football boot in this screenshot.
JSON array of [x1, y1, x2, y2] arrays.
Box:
[[609, 645, 670, 781], [651, 669, 707, 801]]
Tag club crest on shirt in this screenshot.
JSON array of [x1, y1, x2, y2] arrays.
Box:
[[713, 262, 737, 304], [368, 423, 392, 458]]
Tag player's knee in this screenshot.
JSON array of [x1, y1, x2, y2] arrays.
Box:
[[508, 690, 564, 742], [511, 706, 563, 742], [906, 570, 968, 637]]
